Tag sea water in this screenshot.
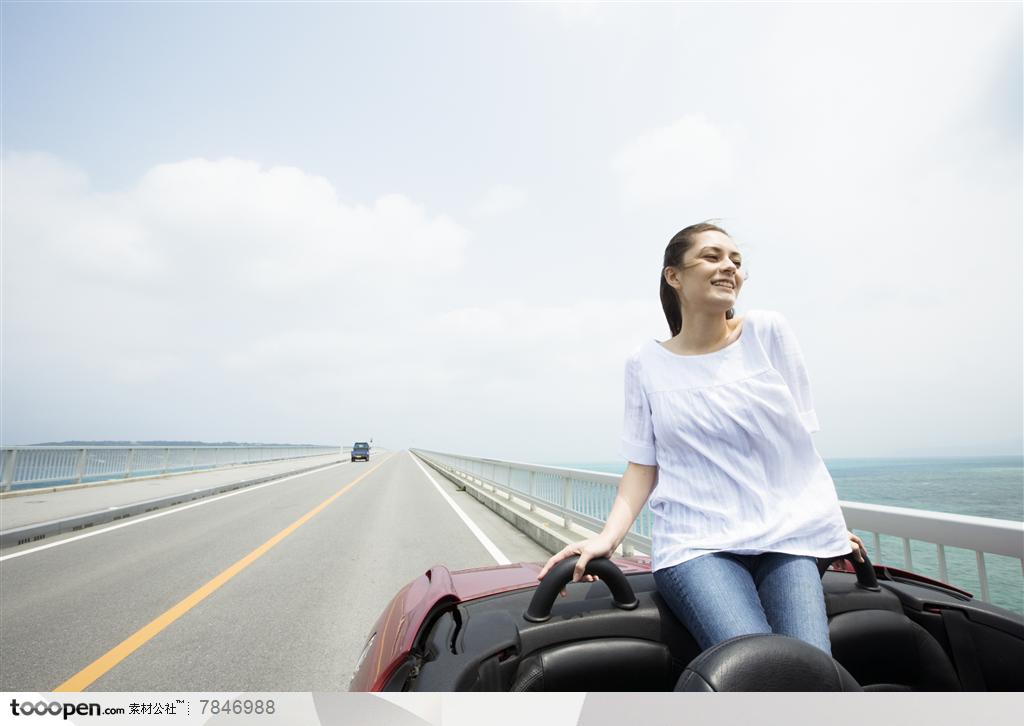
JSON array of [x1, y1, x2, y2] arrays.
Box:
[[548, 456, 1024, 615]]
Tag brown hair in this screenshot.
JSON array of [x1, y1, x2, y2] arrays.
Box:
[[659, 221, 732, 337]]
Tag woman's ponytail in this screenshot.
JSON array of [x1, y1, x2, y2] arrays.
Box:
[[660, 274, 683, 337]]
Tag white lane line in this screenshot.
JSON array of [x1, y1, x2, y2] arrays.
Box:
[[408, 451, 510, 565], [0, 461, 350, 562]]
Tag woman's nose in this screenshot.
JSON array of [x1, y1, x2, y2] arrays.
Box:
[[723, 260, 747, 281]]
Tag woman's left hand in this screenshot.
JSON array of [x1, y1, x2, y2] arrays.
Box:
[[848, 530, 866, 563]]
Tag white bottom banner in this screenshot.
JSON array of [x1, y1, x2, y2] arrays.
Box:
[[1, 692, 1021, 726]]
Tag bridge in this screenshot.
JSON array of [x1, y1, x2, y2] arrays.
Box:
[[1, 445, 1021, 692]]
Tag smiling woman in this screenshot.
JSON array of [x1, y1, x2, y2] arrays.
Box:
[[538, 220, 866, 660], [658, 222, 748, 348]]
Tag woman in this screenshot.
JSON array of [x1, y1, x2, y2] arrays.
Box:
[[538, 221, 866, 656]]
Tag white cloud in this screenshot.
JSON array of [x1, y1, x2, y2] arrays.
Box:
[[3, 153, 162, 283], [611, 114, 738, 207], [0, 154, 474, 442], [3, 154, 470, 296], [472, 185, 528, 217]]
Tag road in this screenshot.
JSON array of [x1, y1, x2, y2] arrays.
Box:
[[0, 451, 550, 691]]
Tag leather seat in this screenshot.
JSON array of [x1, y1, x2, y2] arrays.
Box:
[[675, 634, 862, 691], [511, 638, 673, 692], [829, 609, 961, 691]]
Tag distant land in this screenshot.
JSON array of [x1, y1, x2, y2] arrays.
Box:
[[30, 440, 329, 447]]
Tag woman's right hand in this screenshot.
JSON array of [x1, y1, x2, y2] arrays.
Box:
[[537, 536, 616, 597]]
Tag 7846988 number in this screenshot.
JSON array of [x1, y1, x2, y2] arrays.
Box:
[[199, 699, 275, 716]]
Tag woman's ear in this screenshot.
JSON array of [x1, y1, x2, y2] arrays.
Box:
[[663, 265, 682, 291]]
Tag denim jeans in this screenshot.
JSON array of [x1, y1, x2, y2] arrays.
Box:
[[653, 551, 832, 656]]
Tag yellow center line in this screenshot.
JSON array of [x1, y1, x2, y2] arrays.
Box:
[[54, 453, 394, 692]]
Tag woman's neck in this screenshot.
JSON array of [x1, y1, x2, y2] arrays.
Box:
[[672, 311, 736, 354]]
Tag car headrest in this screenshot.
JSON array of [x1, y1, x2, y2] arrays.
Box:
[[674, 634, 863, 691]]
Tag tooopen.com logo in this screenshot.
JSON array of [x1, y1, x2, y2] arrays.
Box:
[[9, 700, 123, 719]]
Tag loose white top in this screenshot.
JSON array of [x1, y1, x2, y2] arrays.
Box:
[[621, 309, 851, 572]]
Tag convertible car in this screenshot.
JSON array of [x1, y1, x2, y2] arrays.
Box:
[[349, 553, 1024, 691]]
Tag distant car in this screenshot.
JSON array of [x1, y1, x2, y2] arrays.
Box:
[[349, 553, 1024, 691], [351, 442, 370, 462]]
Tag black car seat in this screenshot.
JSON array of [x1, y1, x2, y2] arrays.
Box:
[[828, 609, 962, 691], [819, 555, 964, 691], [510, 638, 673, 691]]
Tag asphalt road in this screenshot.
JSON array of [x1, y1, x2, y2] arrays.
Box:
[[0, 451, 551, 691]]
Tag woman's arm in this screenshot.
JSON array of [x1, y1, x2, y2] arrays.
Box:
[[537, 462, 658, 586], [601, 462, 658, 551]]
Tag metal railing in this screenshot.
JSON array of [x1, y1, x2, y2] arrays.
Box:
[[0, 445, 341, 492], [412, 448, 1024, 609], [412, 448, 653, 554]]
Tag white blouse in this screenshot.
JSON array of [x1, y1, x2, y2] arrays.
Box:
[[621, 309, 851, 572]]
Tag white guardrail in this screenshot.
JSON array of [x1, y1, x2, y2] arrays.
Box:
[[412, 449, 1024, 608], [0, 445, 341, 493]]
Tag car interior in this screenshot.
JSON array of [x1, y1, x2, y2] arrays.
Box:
[[384, 558, 1024, 692]]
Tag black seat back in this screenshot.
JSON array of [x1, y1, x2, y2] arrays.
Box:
[[829, 609, 961, 691], [511, 638, 673, 692]]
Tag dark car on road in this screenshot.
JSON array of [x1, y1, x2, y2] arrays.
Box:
[[351, 442, 370, 462], [349, 553, 1024, 692]]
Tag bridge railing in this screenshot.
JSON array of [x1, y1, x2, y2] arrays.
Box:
[[411, 448, 1024, 609], [0, 445, 341, 492], [412, 448, 653, 554]]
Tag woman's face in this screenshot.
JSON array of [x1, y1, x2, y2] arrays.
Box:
[[672, 230, 745, 313]]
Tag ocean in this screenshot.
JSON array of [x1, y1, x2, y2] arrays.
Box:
[[548, 456, 1024, 615]]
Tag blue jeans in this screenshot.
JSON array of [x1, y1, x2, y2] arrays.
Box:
[[653, 552, 832, 656]]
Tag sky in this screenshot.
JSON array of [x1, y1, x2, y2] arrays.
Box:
[[2, 1, 1021, 462]]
